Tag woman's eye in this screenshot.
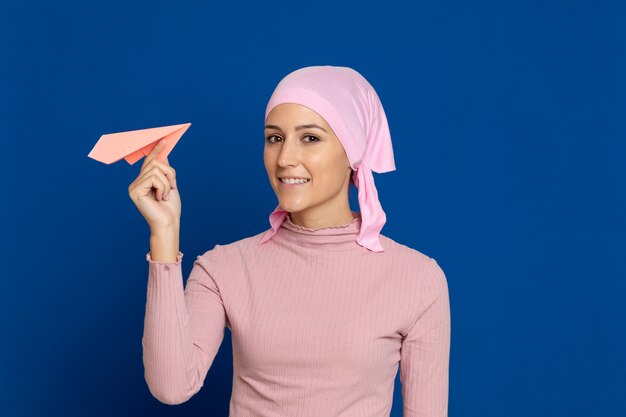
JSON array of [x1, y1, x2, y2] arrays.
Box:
[[266, 135, 281, 143], [303, 135, 320, 143]]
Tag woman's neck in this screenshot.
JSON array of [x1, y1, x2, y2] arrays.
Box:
[[288, 208, 356, 230]]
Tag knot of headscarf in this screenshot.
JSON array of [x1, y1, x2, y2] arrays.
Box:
[[258, 65, 396, 252]]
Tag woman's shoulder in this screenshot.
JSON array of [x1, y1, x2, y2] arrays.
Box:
[[379, 234, 448, 300], [378, 233, 446, 281], [195, 230, 267, 264], [379, 233, 432, 262]]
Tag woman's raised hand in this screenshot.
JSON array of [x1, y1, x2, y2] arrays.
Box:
[[128, 139, 181, 233]]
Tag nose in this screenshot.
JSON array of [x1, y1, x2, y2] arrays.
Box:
[[277, 138, 300, 168]]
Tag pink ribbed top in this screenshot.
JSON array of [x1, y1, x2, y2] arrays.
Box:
[[143, 211, 450, 416]]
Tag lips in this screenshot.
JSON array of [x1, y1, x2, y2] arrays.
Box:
[[278, 177, 311, 187], [279, 178, 310, 183]]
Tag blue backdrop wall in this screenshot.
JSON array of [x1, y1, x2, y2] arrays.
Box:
[[1, 1, 624, 416]]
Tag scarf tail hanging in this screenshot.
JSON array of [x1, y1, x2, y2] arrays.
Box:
[[353, 162, 385, 252]]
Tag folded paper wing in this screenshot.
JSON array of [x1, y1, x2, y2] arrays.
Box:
[[88, 122, 191, 165]]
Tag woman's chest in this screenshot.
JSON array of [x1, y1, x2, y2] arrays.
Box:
[[226, 267, 408, 376]]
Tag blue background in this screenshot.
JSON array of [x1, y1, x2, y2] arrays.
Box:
[[1, 0, 624, 416]]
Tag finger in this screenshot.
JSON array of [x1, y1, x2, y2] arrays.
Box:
[[153, 169, 172, 201], [137, 161, 176, 189], [161, 156, 176, 188], [136, 172, 166, 202], [141, 139, 168, 172], [156, 174, 170, 201], [144, 170, 171, 201]]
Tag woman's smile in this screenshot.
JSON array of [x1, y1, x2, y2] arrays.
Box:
[[278, 177, 311, 188]]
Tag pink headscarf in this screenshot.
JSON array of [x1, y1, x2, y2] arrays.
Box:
[[257, 65, 396, 252]]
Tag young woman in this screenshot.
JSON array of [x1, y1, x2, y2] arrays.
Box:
[[129, 65, 451, 417]]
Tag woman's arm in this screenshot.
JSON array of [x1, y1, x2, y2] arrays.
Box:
[[400, 257, 451, 417], [142, 243, 227, 405]]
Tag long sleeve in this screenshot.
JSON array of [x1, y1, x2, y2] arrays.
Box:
[[400, 257, 451, 417], [142, 250, 227, 405]]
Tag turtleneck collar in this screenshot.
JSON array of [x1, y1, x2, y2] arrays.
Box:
[[275, 210, 363, 250]]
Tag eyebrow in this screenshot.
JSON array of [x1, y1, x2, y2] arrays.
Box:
[[264, 123, 328, 133]]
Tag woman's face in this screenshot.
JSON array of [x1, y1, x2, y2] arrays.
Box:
[[264, 103, 353, 217]]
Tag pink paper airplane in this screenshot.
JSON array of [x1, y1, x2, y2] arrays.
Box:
[[88, 122, 191, 165]]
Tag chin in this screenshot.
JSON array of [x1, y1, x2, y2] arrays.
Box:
[[277, 200, 309, 213]]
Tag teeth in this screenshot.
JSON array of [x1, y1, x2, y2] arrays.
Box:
[[280, 178, 310, 184]]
